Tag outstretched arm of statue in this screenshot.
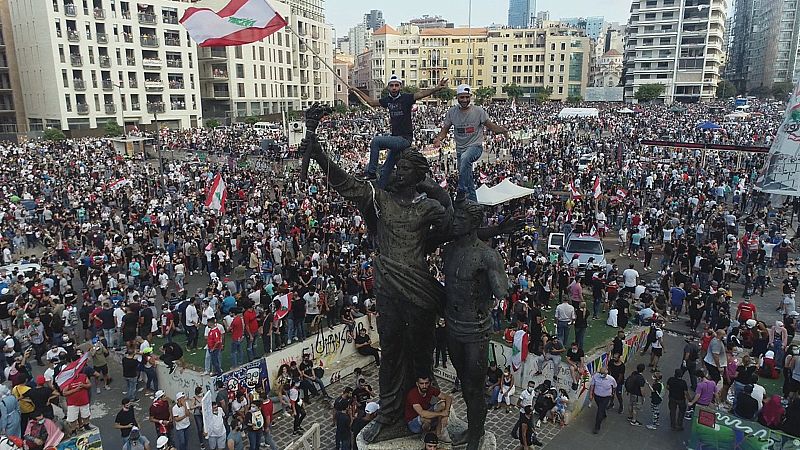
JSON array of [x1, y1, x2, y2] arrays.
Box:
[[299, 136, 371, 203], [486, 250, 510, 301], [477, 214, 524, 241]]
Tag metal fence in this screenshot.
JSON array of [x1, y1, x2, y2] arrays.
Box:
[[284, 422, 320, 450]]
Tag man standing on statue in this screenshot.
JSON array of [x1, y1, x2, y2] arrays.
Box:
[[298, 132, 453, 442], [441, 199, 510, 449]]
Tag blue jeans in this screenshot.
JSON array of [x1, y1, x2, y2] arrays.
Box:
[[142, 366, 158, 391], [174, 427, 189, 450], [247, 431, 260, 450], [246, 334, 258, 361], [209, 349, 222, 375], [557, 321, 571, 347], [286, 317, 295, 342], [456, 144, 483, 201], [261, 429, 278, 450], [125, 377, 137, 399], [367, 135, 411, 187], [293, 319, 306, 342], [230, 339, 243, 368], [575, 327, 587, 351]]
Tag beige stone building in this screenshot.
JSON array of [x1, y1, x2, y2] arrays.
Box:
[[333, 53, 353, 106]]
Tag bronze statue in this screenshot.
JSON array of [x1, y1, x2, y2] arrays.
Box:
[[299, 128, 453, 442], [442, 199, 509, 450]]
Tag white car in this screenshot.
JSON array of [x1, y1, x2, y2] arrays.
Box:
[[0, 263, 41, 278]]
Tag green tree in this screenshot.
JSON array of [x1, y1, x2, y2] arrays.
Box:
[[566, 95, 583, 104], [43, 128, 66, 141], [104, 120, 122, 136], [772, 82, 794, 100], [334, 103, 348, 114], [534, 87, 553, 103], [205, 119, 221, 128], [715, 80, 737, 99], [749, 86, 770, 99], [634, 83, 666, 102], [433, 87, 456, 103], [474, 86, 496, 105], [243, 116, 260, 125], [502, 83, 525, 101]]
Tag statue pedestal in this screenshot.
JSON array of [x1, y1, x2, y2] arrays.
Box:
[[356, 407, 497, 450]]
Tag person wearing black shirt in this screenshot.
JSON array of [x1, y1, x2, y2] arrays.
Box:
[[565, 343, 585, 391], [290, 293, 306, 342], [352, 402, 379, 450], [114, 398, 138, 438], [666, 369, 690, 431], [608, 353, 626, 413], [299, 354, 329, 398], [350, 75, 448, 184], [352, 378, 375, 407], [28, 376, 56, 419], [616, 295, 631, 329], [160, 342, 184, 374], [353, 328, 380, 366], [486, 361, 503, 408], [625, 363, 647, 426], [121, 306, 139, 344], [734, 385, 759, 420], [334, 403, 353, 450], [122, 348, 140, 401], [611, 329, 625, 357]]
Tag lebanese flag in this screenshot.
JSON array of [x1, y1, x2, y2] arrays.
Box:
[[181, 0, 288, 47], [106, 178, 130, 191], [590, 224, 598, 237], [592, 177, 601, 199], [149, 255, 158, 276], [55, 352, 90, 389], [274, 292, 293, 320], [569, 180, 582, 199], [511, 329, 529, 372], [205, 173, 227, 213], [616, 188, 628, 199]]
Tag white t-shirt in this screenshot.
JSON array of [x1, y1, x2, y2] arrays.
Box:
[[652, 330, 664, 349], [172, 404, 191, 430], [304, 292, 320, 315], [622, 268, 639, 288]]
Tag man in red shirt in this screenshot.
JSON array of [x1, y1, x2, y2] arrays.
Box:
[[404, 374, 452, 443], [243, 304, 260, 362], [737, 296, 757, 322], [207, 317, 223, 376], [259, 395, 278, 450], [63, 371, 92, 434], [149, 390, 172, 441], [230, 309, 245, 368]]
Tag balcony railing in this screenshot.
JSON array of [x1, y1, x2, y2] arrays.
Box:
[[97, 33, 108, 44], [102, 79, 114, 90], [165, 37, 180, 46], [70, 55, 82, 66], [93, 8, 105, 19], [65, 4, 77, 16], [146, 102, 165, 113], [126, 57, 136, 66], [168, 81, 184, 89], [171, 102, 186, 110], [199, 48, 227, 59], [142, 58, 162, 67], [76, 103, 89, 114], [121, 11, 131, 20], [166, 59, 183, 68], [104, 104, 116, 114], [131, 103, 140, 111], [138, 13, 156, 24], [211, 69, 228, 79], [140, 36, 159, 47], [73, 79, 86, 90], [99, 56, 111, 68], [162, 15, 179, 25], [123, 34, 133, 43], [145, 80, 164, 90], [301, 93, 309, 100], [67, 31, 80, 42], [211, 90, 230, 98]]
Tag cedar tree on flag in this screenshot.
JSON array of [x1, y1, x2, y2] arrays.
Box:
[[205, 173, 227, 213], [181, 0, 288, 47]]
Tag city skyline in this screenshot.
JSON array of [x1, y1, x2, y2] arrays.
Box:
[[326, 0, 632, 35]]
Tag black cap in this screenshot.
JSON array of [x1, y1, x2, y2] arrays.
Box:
[[423, 432, 438, 444]]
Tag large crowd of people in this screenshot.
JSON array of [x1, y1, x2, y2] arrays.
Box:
[[0, 90, 797, 450]]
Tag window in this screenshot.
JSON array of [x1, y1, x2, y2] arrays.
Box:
[[237, 83, 245, 97], [568, 52, 583, 82], [236, 64, 244, 78]]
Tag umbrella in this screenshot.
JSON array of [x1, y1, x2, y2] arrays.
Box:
[[696, 121, 722, 130]]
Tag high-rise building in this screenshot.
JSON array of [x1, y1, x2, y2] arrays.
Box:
[[724, 0, 753, 93], [0, 0, 26, 137], [560, 17, 605, 39], [508, 0, 536, 28], [347, 23, 373, 56], [743, 0, 799, 94], [364, 9, 384, 31], [623, 0, 728, 103]]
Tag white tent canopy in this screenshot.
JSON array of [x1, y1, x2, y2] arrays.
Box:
[[618, 107, 635, 114], [558, 107, 599, 118], [476, 178, 536, 206]]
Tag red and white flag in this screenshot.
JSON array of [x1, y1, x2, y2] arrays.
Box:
[[106, 178, 130, 191], [592, 177, 601, 199], [149, 255, 158, 276], [55, 352, 90, 389], [569, 180, 582, 199], [590, 225, 598, 237], [274, 293, 293, 320], [205, 173, 227, 213], [511, 329, 529, 372], [181, 0, 288, 47], [616, 188, 628, 199], [479, 172, 489, 184]]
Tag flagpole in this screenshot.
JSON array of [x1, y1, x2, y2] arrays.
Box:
[[285, 25, 374, 110]]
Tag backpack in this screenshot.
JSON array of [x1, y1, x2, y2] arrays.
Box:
[[624, 372, 642, 394], [12, 385, 35, 414], [10, 336, 21, 354], [647, 326, 657, 343]]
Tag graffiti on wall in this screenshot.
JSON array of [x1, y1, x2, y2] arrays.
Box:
[[214, 358, 270, 402], [690, 406, 800, 450]]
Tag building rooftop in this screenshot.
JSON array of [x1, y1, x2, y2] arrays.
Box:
[[374, 24, 399, 35], [420, 27, 488, 36], [603, 49, 622, 57]]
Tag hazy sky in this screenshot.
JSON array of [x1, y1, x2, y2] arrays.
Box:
[[325, 0, 633, 37]]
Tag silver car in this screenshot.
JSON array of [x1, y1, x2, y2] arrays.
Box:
[[562, 236, 607, 272]]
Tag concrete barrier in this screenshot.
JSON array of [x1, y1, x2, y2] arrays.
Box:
[[157, 315, 380, 400]]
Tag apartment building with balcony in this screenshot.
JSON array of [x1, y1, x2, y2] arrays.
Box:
[[622, 0, 728, 103], [368, 25, 421, 97], [0, 0, 25, 135], [9, 0, 201, 132], [198, 0, 332, 121]]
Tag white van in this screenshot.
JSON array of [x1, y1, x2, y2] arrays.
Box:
[[253, 122, 281, 133]]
